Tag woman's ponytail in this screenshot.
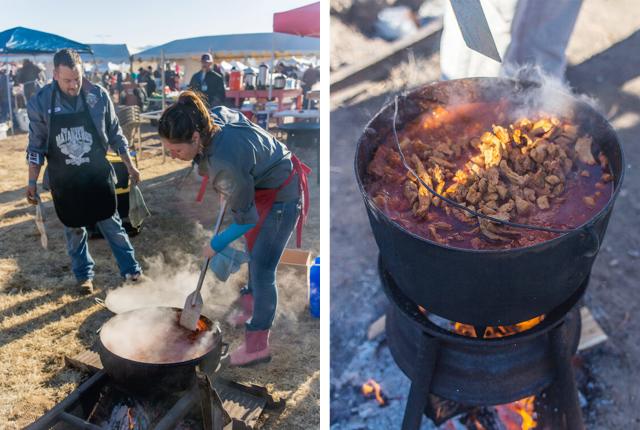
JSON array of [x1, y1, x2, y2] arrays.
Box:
[[158, 90, 219, 143]]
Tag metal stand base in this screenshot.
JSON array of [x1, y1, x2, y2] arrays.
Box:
[[400, 316, 585, 430]]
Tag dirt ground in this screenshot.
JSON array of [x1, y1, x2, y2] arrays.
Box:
[[0, 121, 319, 428], [330, 0, 640, 428]]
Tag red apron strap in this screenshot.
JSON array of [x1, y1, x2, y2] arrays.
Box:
[[195, 175, 209, 202], [291, 154, 311, 248]]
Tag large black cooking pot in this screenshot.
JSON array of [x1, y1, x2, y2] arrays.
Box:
[[355, 78, 624, 326], [98, 307, 226, 394]]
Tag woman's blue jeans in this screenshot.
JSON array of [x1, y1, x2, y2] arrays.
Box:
[[244, 198, 300, 331], [63, 212, 141, 281]]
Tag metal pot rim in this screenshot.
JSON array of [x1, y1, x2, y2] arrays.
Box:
[[98, 306, 222, 367], [354, 78, 625, 254]]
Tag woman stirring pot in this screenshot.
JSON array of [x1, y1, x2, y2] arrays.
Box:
[[158, 91, 310, 366]]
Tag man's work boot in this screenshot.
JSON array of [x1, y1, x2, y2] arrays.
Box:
[[77, 279, 94, 294], [226, 294, 253, 327], [229, 329, 271, 367]]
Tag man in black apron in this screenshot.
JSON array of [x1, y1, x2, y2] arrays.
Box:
[[25, 49, 142, 293]]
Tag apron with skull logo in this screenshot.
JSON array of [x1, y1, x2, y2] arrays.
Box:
[[46, 88, 116, 227]]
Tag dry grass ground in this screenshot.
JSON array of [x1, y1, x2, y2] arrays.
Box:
[[0, 122, 319, 428]]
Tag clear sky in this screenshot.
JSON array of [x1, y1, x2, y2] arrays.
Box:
[[0, 0, 315, 53]]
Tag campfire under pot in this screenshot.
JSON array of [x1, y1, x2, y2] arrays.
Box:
[[379, 255, 585, 430], [355, 78, 625, 327]]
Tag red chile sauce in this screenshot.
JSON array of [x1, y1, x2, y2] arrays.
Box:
[[364, 102, 614, 250]]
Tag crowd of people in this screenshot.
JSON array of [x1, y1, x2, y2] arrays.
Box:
[[2, 55, 320, 126]]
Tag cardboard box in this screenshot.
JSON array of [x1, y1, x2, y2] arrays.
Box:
[[279, 248, 313, 267], [278, 249, 313, 294]]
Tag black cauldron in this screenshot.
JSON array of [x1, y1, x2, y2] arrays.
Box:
[[98, 307, 226, 394], [355, 78, 624, 326]]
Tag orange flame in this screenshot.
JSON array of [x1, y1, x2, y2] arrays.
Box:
[[484, 316, 545, 339], [417, 306, 545, 339], [495, 396, 537, 430], [361, 379, 386, 406]]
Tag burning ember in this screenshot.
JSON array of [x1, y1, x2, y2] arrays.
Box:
[[361, 379, 388, 406], [104, 402, 150, 429], [418, 306, 545, 339], [494, 396, 538, 430]]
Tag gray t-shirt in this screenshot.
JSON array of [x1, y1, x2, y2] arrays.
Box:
[[201, 106, 299, 225]]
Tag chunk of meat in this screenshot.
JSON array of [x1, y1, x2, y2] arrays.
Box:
[[523, 187, 536, 202], [496, 183, 509, 200], [485, 166, 500, 185], [575, 136, 596, 165], [433, 180, 446, 207], [452, 208, 477, 224], [454, 169, 468, 184], [529, 140, 549, 163], [552, 183, 565, 197], [403, 180, 418, 206], [411, 155, 433, 218], [428, 225, 447, 244], [601, 173, 613, 182], [545, 175, 561, 185], [478, 218, 514, 242], [431, 221, 453, 231], [515, 196, 533, 215], [531, 118, 554, 136], [367, 146, 401, 178], [492, 125, 510, 145], [514, 118, 533, 131], [583, 196, 596, 207], [466, 185, 483, 205], [500, 160, 528, 187], [537, 195, 550, 210], [479, 132, 503, 167], [429, 156, 456, 169], [512, 128, 522, 145], [498, 200, 515, 213]]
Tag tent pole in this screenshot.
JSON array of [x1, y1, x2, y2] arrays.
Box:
[[161, 49, 166, 111], [268, 34, 275, 100], [6, 56, 13, 135]]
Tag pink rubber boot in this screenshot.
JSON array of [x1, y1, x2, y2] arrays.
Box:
[[226, 294, 253, 327], [229, 329, 271, 367]]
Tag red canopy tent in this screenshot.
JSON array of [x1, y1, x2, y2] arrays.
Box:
[[273, 2, 320, 38], [269, 2, 320, 99]]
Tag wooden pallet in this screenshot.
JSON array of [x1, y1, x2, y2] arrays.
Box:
[[367, 306, 608, 352]]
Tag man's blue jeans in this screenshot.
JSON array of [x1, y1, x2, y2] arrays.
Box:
[[63, 212, 141, 281], [244, 198, 300, 331]]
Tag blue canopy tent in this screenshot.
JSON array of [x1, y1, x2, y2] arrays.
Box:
[[1, 26, 92, 133]]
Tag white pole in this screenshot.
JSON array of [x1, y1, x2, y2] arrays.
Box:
[[6, 57, 13, 135], [268, 33, 274, 100], [267, 33, 276, 128], [161, 49, 166, 111]]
